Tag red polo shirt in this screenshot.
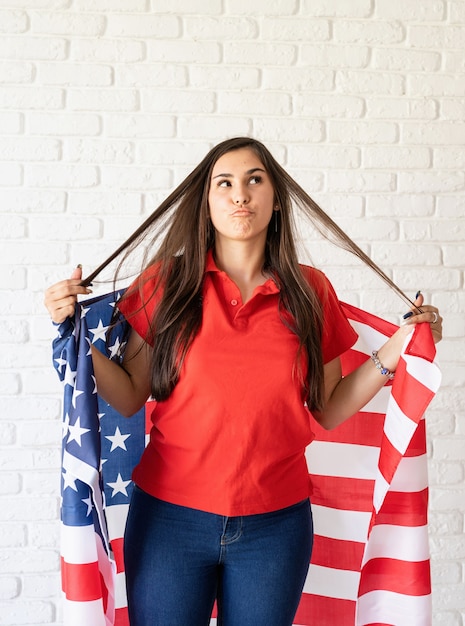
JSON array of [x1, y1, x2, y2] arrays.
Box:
[[118, 251, 357, 516]]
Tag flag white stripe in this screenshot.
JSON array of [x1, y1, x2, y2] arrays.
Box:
[[404, 352, 442, 393], [304, 563, 361, 601], [307, 441, 379, 480], [383, 394, 417, 454], [356, 590, 432, 626], [61, 523, 98, 563], [115, 572, 128, 609], [106, 503, 130, 541], [312, 504, 372, 543], [350, 321, 391, 355], [389, 454, 428, 492], [361, 524, 430, 563], [62, 599, 108, 626]]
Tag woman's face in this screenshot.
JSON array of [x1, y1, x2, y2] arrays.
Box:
[[207, 148, 276, 249]]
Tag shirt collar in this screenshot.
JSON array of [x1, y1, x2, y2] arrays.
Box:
[[204, 249, 280, 294]]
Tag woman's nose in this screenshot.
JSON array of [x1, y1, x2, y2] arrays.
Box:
[[234, 186, 249, 204]]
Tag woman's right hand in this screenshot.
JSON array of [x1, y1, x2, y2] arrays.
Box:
[[44, 265, 92, 324]]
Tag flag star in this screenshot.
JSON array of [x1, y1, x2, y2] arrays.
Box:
[[82, 496, 93, 516], [71, 387, 85, 408], [54, 356, 67, 374], [107, 473, 131, 497], [67, 416, 91, 446], [91, 375, 98, 394], [85, 336, 92, 357], [62, 413, 70, 439], [108, 336, 123, 360], [62, 470, 78, 492], [81, 305, 91, 319], [63, 365, 77, 388], [89, 319, 109, 344], [105, 426, 131, 452]]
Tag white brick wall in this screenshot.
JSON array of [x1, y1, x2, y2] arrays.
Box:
[[1, 2, 464, 624]]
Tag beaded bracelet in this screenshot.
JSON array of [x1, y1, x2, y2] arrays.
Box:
[[370, 350, 395, 380]]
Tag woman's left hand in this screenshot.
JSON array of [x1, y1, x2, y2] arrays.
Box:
[[403, 292, 443, 344]]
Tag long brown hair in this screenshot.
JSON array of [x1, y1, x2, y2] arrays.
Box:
[[83, 137, 414, 411]]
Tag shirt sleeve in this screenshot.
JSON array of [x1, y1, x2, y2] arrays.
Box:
[[302, 266, 358, 364]]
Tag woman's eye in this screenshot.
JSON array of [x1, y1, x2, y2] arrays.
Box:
[[218, 179, 231, 187], [250, 175, 262, 184]]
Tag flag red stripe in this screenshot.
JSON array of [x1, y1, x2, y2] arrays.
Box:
[[374, 489, 429, 527], [310, 475, 375, 512], [358, 558, 431, 596], [110, 537, 125, 574], [403, 419, 426, 457], [391, 359, 435, 422], [114, 607, 130, 626], [61, 557, 107, 602], [311, 535, 365, 571], [295, 593, 356, 626], [310, 412, 385, 447]]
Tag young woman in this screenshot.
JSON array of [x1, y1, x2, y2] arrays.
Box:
[[45, 137, 442, 626]]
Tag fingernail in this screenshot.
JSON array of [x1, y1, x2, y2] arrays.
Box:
[[76, 263, 82, 269], [403, 311, 414, 320], [415, 290, 421, 299]]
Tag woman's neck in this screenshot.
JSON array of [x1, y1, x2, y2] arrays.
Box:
[[213, 241, 268, 302]]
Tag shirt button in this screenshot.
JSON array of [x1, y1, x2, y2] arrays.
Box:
[[231, 299, 238, 306]]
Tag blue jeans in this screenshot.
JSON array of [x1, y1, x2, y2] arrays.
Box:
[[124, 487, 313, 626]]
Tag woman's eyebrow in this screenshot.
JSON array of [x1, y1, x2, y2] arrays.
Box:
[[212, 167, 266, 179]]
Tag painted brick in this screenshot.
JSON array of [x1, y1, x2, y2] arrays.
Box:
[[149, 40, 221, 63], [300, 44, 370, 68], [68, 191, 142, 215], [0, 61, 34, 84], [26, 163, 98, 188], [409, 25, 465, 49], [0, 36, 68, 60], [363, 146, 431, 169], [224, 42, 296, 66], [225, 0, 298, 15], [71, 37, 145, 63], [0, 86, 64, 110], [372, 243, 441, 266], [117, 63, 186, 88], [0, 577, 20, 601], [326, 171, 396, 193], [31, 11, 106, 36], [375, 0, 446, 21], [106, 14, 179, 38], [151, 0, 222, 13], [366, 97, 438, 120], [398, 171, 464, 193], [262, 17, 329, 41], [142, 89, 215, 114], [1, 242, 68, 266], [253, 118, 324, 143], [366, 194, 435, 217], [0, 267, 27, 290], [0, 138, 60, 162], [336, 70, 405, 96], [0, 189, 66, 213], [333, 20, 405, 44], [76, 0, 147, 9], [0, 215, 27, 237], [329, 121, 398, 144], [0, 111, 22, 133], [39, 62, 113, 86], [0, 163, 22, 186], [100, 165, 171, 190], [64, 138, 134, 164], [289, 145, 360, 169], [187, 15, 259, 39], [218, 91, 291, 116], [408, 73, 465, 97], [189, 66, 260, 90], [0, 600, 54, 625], [28, 112, 101, 136], [373, 48, 441, 71], [105, 113, 175, 138], [301, 0, 372, 17], [264, 67, 334, 91], [0, 10, 28, 34], [68, 88, 139, 112], [178, 116, 251, 139]]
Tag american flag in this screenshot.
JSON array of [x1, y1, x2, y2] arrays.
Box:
[[53, 292, 441, 626]]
